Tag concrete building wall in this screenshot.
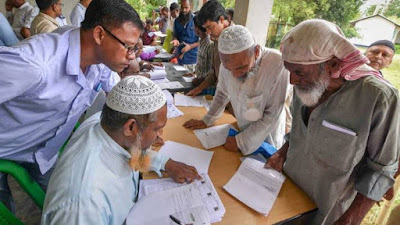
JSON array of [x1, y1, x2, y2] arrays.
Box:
[[351, 16, 397, 46]]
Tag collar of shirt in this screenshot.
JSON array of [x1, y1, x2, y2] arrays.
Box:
[[38, 12, 59, 27], [96, 123, 131, 161], [65, 28, 81, 76], [17, 2, 30, 11], [77, 2, 86, 10]]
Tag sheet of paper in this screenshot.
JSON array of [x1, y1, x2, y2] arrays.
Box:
[[174, 94, 209, 108], [158, 81, 184, 90], [173, 65, 188, 71], [127, 182, 210, 225], [193, 124, 231, 149], [153, 78, 169, 84], [137, 174, 225, 223], [153, 31, 167, 37], [159, 141, 214, 174], [167, 104, 184, 118], [155, 52, 174, 59], [223, 158, 285, 215], [143, 45, 157, 53], [149, 70, 167, 80], [153, 65, 165, 70], [240, 153, 267, 163]]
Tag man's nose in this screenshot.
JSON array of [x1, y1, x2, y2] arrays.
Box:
[[290, 73, 301, 85]]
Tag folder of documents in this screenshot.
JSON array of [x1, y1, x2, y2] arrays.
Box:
[[223, 158, 286, 215]]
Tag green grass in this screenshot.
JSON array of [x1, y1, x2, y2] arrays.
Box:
[[361, 53, 400, 225]]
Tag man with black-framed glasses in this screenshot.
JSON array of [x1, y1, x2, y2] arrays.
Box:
[[0, 0, 142, 216]]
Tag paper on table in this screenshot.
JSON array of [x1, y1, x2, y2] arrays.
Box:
[[174, 94, 208, 108], [137, 174, 225, 223], [157, 81, 184, 90], [127, 182, 210, 225], [223, 158, 286, 215], [153, 78, 169, 84], [149, 70, 167, 80], [173, 65, 188, 71], [159, 141, 214, 174], [194, 124, 231, 149], [153, 31, 167, 37], [167, 104, 184, 118], [155, 52, 174, 59]]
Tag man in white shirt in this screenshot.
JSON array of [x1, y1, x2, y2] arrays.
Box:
[[5, 0, 38, 39], [184, 25, 289, 155], [70, 0, 92, 26]]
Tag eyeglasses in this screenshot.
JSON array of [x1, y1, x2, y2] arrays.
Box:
[[102, 26, 138, 55]]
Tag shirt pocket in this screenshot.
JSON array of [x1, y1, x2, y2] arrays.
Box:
[[312, 121, 358, 173], [241, 94, 264, 122]]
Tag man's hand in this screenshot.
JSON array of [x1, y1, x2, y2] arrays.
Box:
[[224, 136, 239, 152], [141, 63, 154, 71], [20, 27, 31, 38], [165, 159, 202, 183], [181, 42, 192, 53], [152, 62, 163, 67], [183, 119, 207, 130], [155, 49, 160, 54], [264, 142, 289, 172], [186, 86, 204, 96], [171, 40, 180, 47]]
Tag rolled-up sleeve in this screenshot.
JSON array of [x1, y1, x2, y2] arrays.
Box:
[[355, 91, 400, 201], [147, 150, 170, 177], [23, 7, 38, 28]]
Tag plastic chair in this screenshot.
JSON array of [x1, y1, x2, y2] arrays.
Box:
[[0, 160, 45, 225]]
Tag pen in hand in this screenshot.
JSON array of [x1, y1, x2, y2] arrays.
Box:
[[169, 215, 184, 225]]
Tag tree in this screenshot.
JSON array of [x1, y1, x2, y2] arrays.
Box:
[[385, 0, 400, 18]]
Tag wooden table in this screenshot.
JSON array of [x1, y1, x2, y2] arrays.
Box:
[[145, 107, 316, 225]]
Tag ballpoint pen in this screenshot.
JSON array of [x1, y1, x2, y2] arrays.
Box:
[[169, 215, 185, 225]]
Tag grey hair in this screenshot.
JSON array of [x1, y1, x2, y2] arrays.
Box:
[[101, 104, 158, 132], [246, 44, 258, 56]]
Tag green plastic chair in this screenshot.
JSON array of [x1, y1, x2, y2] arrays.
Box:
[[0, 159, 45, 225]]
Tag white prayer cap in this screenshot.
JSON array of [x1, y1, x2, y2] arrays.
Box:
[[218, 25, 255, 54], [106, 75, 166, 115]]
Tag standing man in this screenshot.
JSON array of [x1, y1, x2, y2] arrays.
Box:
[[168, 2, 179, 32], [186, 0, 231, 96], [184, 25, 289, 155], [30, 0, 63, 35], [5, 0, 38, 39], [70, 0, 92, 26], [171, 0, 199, 73], [365, 40, 395, 76], [0, 0, 141, 214], [42, 76, 200, 224], [266, 19, 400, 225]]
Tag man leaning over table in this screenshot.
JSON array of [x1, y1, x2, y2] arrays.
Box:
[[184, 25, 289, 156], [42, 76, 200, 225], [265, 19, 400, 225], [0, 0, 140, 214]]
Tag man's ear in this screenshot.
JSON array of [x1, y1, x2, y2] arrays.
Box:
[[254, 44, 261, 59], [93, 26, 105, 45], [219, 15, 225, 24], [327, 57, 341, 75], [122, 118, 137, 137]]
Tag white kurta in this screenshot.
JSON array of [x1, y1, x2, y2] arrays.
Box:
[[202, 47, 290, 155], [6, 2, 38, 40]]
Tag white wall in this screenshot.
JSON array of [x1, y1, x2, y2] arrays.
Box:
[[0, 0, 77, 24], [351, 16, 397, 46]]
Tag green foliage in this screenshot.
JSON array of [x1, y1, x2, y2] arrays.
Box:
[[126, 0, 167, 20], [365, 4, 379, 16], [385, 0, 400, 18], [396, 44, 400, 54], [218, 0, 235, 8]]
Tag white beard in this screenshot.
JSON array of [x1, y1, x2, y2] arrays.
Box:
[[295, 71, 330, 107], [128, 133, 151, 172]]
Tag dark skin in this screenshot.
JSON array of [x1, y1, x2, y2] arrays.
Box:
[[265, 58, 377, 225], [184, 46, 260, 153], [102, 105, 201, 183]]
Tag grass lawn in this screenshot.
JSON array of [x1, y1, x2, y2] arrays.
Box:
[[361, 53, 400, 225]]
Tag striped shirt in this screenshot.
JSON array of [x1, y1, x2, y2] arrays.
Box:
[[195, 36, 214, 80]]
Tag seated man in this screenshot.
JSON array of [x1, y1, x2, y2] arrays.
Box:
[[42, 76, 200, 224], [266, 19, 400, 225], [184, 25, 289, 156], [31, 0, 62, 35], [365, 40, 395, 75], [5, 0, 38, 39], [142, 19, 157, 46]]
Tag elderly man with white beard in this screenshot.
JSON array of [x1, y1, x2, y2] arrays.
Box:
[[265, 19, 400, 225], [42, 76, 200, 225]]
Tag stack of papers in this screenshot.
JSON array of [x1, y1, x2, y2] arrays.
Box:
[[194, 124, 233, 149], [149, 70, 167, 80], [174, 94, 210, 110], [223, 158, 286, 215], [173, 65, 188, 71], [159, 141, 214, 174], [158, 81, 184, 90], [163, 90, 184, 119]]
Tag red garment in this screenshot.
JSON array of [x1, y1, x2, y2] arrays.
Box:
[[142, 29, 155, 45]]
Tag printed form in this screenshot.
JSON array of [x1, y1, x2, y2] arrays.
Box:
[[193, 124, 232, 149]]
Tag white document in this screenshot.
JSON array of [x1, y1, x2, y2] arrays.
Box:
[[194, 124, 231, 149], [163, 90, 174, 105], [153, 31, 167, 37], [159, 141, 214, 174], [143, 45, 156, 53], [223, 158, 286, 215], [155, 52, 174, 59], [149, 70, 167, 80], [173, 65, 188, 71], [153, 78, 169, 84], [158, 81, 184, 90], [174, 94, 209, 108], [137, 174, 225, 223], [167, 104, 184, 118], [127, 182, 210, 225]]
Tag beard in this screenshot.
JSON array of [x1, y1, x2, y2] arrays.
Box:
[[181, 12, 191, 25], [295, 70, 331, 107], [128, 133, 152, 172]]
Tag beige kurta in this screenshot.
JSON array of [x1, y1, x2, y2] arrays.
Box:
[[31, 12, 60, 35], [202, 47, 290, 155], [284, 76, 400, 224]]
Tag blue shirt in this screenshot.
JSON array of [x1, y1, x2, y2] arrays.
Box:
[[0, 27, 118, 174], [174, 13, 199, 65], [70, 3, 86, 27], [42, 112, 170, 225]]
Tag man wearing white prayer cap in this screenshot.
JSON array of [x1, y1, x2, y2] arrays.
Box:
[[184, 25, 290, 157], [42, 76, 201, 225], [265, 19, 400, 225]]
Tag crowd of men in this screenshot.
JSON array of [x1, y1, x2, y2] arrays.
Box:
[[0, 0, 399, 224]]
